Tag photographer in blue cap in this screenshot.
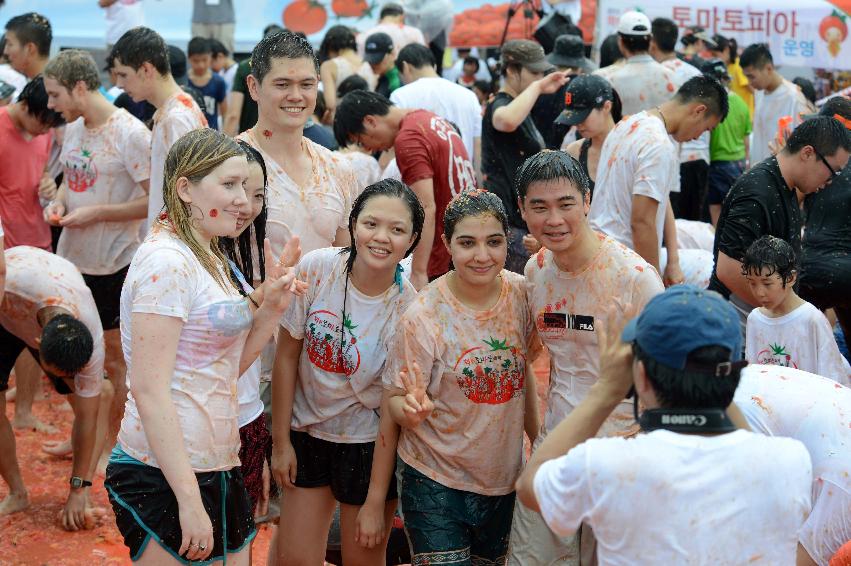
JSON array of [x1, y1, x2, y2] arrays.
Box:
[[516, 285, 813, 564]]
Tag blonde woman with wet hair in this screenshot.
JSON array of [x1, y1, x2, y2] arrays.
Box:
[[104, 129, 304, 566]]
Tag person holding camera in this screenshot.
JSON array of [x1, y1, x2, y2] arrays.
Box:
[[517, 285, 813, 564]]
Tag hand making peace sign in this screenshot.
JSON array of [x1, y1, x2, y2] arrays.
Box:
[[398, 321, 434, 427]]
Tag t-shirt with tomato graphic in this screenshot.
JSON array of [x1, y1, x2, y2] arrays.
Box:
[[282, 247, 416, 443], [525, 233, 663, 438], [746, 301, 851, 386], [385, 270, 534, 495]]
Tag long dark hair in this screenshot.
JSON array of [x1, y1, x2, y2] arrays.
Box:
[[221, 141, 268, 284]]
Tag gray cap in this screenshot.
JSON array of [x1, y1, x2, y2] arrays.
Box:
[[500, 39, 553, 73]]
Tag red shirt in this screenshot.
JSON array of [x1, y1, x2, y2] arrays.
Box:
[[395, 110, 476, 278], [0, 107, 52, 250]]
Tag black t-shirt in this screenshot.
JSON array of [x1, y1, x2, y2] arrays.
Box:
[[531, 83, 570, 150], [482, 92, 545, 228], [709, 156, 802, 298]]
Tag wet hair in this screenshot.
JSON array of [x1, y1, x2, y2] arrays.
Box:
[[251, 30, 319, 84], [618, 33, 650, 54], [674, 75, 729, 121], [792, 77, 817, 105], [18, 76, 64, 128], [337, 74, 369, 98], [710, 34, 738, 63], [263, 24, 286, 38], [515, 150, 590, 201], [40, 314, 93, 375], [318, 25, 357, 62], [162, 128, 245, 291], [634, 343, 741, 409], [785, 115, 851, 157], [44, 49, 101, 92], [820, 96, 851, 121], [333, 90, 393, 147], [5, 12, 52, 58], [739, 43, 773, 69], [187, 36, 212, 57], [109, 27, 170, 76], [651, 18, 678, 53], [221, 140, 268, 284], [443, 189, 509, 240], [209, 38, 229, 58], [462, 56, 480, 72], [741, 235, 797, 287], [599, 34, 623, 68], [342, 178, 424, 274], [395, 43, 435, 72], [380, 2, 404, 19]]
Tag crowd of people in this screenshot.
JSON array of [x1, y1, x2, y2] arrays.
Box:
[[1, 4, 851, 566]]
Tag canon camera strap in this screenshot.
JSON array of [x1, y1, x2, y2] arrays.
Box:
[[639, 408, 737, 434]]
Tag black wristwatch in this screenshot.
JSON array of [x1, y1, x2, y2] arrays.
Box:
[[69, 476, 92, 489]]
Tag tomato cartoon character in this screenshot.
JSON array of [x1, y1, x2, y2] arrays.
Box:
[[283, 0, 329, 36], [332, 0, 372, 19], [819, 10, 848, 57], [455, 337, 525, 404]]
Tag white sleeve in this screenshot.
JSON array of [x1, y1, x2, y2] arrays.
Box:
[[532, 443, 593, 537], [280, 249, 329, 339], [121, 118, 153, 184], [130, 247, 197, 321], [632, 143, 676, 203], [813, 312, 851, 386], [74, 335, 104, 398], [745, 312, 759, 363]]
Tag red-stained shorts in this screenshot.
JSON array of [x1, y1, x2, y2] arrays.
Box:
[[238, 414, 274, 509]]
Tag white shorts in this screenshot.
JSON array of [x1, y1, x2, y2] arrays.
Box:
[[507, 497, 580, 566], [799, 480, 851, 566]]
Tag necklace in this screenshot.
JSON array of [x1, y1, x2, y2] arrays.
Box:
[[654, 106, 669, 133]]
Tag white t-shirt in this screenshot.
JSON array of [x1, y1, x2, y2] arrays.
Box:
[[281, 247, 416, 443], [661, 57, 710, 165], [734, 364, 851, 565], [118, 225, 252, 471], [746, 302, 851, 385], [229, 261, 264, 428], [339, 150, 381, 195], [675, 218, 715, 251], [390, 77, 482, 161], [589, 111, 679, 253], [595, 54, 678, 116], [525, 235, 663, 436], [238, 132, 356, 258], [534, 429, 812, 565], [0, 246, 104, 398], [56, 110, 151, 275], [751, 79, 812, 165], [105, 0, 144, 46], [147, 91, 207, 230]]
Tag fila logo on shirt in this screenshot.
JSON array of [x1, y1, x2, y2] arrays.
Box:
[[536, 312, 595, 338]]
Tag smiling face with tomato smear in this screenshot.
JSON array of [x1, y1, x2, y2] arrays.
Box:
[[248, 55, 319, 132]]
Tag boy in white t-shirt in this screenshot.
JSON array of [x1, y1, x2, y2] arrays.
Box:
[[517, 285, 813, 565], [733, 364, 851, 566], [743, 236, 850, 385], [108, 26, 207, 230]]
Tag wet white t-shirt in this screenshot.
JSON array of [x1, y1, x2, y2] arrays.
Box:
[[118, 225, 252, 471], [525, 235, 663, 436], [534, 429, 812, 565], [56, 109, 152, 275], [238, 132, 356, 258], [734, 365, 851, 565], [339, 150, 381, 195], [282, 247, 415, 443], [0, 246, 104, 398], [595, 54, 678, 116], [147, 91, 207, 229], [390, 77, 483, 161], [589, 111, 679, 253], [746, 302, 851, 385], [229, 261, 263, 428], [751, 79, 812, 165]]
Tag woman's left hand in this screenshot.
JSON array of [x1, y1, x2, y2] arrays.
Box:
[[259, 237, 307, 313]]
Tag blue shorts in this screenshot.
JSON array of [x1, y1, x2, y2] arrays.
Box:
[[707, 160, 745, 205]]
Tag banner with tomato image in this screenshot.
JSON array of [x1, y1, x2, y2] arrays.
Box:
[[596, 0, 851, 70]]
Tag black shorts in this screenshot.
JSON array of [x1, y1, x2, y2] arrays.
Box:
[[0, 324, 72, 395], [105, 461, 256, 563], [290, 430, 398, 506], [82, 264, 129, 331]]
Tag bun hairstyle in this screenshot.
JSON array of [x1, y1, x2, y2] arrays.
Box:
[[162, 128, 245, 291]]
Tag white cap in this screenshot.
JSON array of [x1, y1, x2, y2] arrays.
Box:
[[618, 10, 651, 36]]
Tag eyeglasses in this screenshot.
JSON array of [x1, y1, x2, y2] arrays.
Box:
[[814, 149, 841, 178]]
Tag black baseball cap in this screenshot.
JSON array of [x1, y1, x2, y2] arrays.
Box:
[[364, 32, 394, 65], [555, 74, 614, 126], [701, 58, 730, 82]]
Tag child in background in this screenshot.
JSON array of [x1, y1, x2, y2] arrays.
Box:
[[210, 38, 238, 94], [187, 36, 228, 130], [743, 235, 850, 384]]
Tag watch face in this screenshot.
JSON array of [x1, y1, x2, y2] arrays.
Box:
[[70, 477, 83, 488]]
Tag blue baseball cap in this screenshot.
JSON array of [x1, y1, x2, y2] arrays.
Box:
[[621, 286, 742, 373]]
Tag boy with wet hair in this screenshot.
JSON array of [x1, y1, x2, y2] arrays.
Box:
[[743, 236, 850, 384], [109, 26, 207, 229]]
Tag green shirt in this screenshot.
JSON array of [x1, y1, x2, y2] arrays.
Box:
[[710, 91, 752, 162]]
